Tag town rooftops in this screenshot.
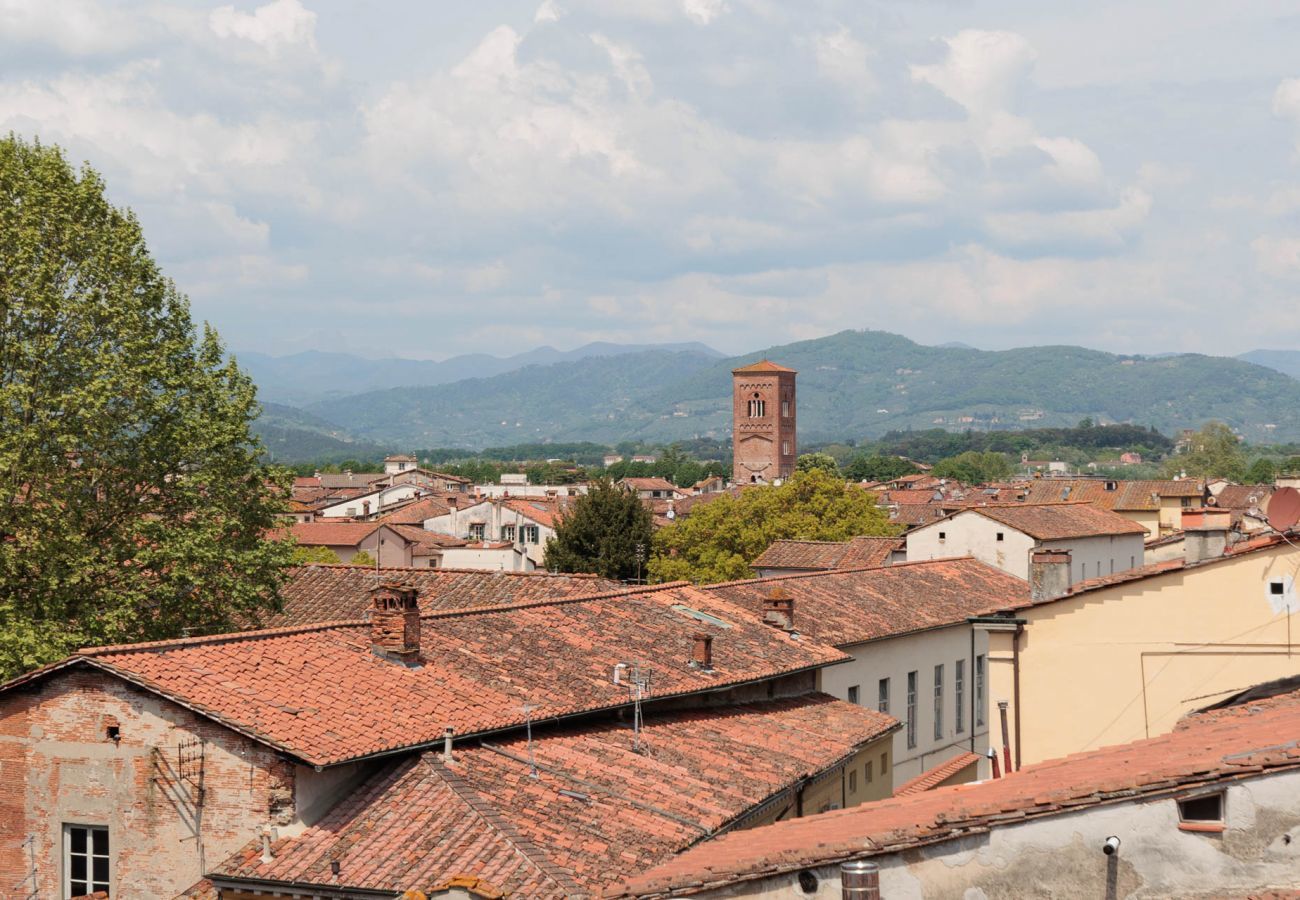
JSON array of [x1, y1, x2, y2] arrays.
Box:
[[1022, 478, 1205, 511], [2, 583, 851, 767], [208, 694, 897, 898], [291, 571, 587, 608], [940, 501, 1149, 540], [731, 359, 796, 374], [751, 536, 903, 571], [620, 477, 680, 492], [613, 686, 1300, 898], [706, 558, 1028, 648], [287, 520, 382, 546]]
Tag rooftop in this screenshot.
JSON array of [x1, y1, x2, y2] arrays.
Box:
[[751, 536, 903, 571], [1021, 478, 1205, 511], [707, 558, 1028, 648], [615, 687, 1300, 897], [731, 359, 796, 374], [958, 501, 1149, 540], [287, 520, 381, 546], [4, 583, 850, 767], [210, 695, 896, 898]]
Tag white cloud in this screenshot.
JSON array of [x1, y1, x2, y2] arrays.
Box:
[[682, 0, 728, 25], [0, 0, 147, 56], [912, 30, 1037, 117], [534, 0, 563, 23], [209, 0, 318, 56], [984, 187, 1152, 249], [810, 27, 875, 94], [1253, 235, 1300, 278]]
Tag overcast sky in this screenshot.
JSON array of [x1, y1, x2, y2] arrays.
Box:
[[4, 1, 1300, 360]]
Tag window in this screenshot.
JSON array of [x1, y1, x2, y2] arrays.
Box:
[[933, 664, 944, 740], [468, 523, 485, 540], [782, 399, 790, 418], [502, 524, 516, 542], [1271, 581, 1286, 596], [1177, 792, 1225, 832], [996, 532, 1004, 542], [782, 441, 791, 456], [877, 678, 890, 714], [1181, 496, 1193, 507], [847, 685, 860, 705], [938, 531, 946, 542], [521, 525, 539, 544], [955, 659, 965, 734], [880, 750, 888, 772], [64, 824, 110, 897], [747, 394, 766, 418], [848, 769, 857, 792], [906, 671, 917, 749], [975, 654, 986, 727], [864, 760, 873, 783]]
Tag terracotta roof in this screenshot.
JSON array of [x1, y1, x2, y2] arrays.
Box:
[[882, 488, 941, 506], [1214, 485, 1275, 511], [288, 521, 381, 547], [316, 471, 386, 490], [752, 537, 902, 571], [620, 477, 680, 492], [962, 502, 1149, 540], [615, 687, 1300, 898], [387, 525, 466, 553], [893, 751, 981, 795], [500, 496, 568, 527], [12, 584, 851, 767], [706, 558, 1028, 647], [212, 695, 896, 897], [731, 359, 796, 374], [377, 495, 454, 525], [889, 503, 949, 527], [267, 564, 622, 626], [1022, 478, 1205, 511]]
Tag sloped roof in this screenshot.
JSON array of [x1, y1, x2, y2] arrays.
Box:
[[211, 695, 897, 898], [6, 583, 851, 767], [1214, 484, 1275, 511], [614, 687, 1300, 898], [706, 558, 1028, 647], [387, 525, 467, 553], [377, 495, 454, 525], [620, 477, 680, 492], [965, 502, 1148, 540], [731, 359, 796, 374], [1021, 478, 1205, 511], [288, 521, 381, 547], [893, 751, 982, 796], [268, 564, 620, 627], [751, 537, 902, 571], [889, 503, 950, 527]]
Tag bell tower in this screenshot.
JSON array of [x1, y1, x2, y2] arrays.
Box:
[[731, 360, 797, 484]]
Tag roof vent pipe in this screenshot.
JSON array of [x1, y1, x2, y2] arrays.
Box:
[[840, 859, 880, 899], [260, 827, 275, 864], [443, 726, 454, 763]]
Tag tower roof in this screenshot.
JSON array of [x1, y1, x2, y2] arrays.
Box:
[[731, 359, 796, 374]]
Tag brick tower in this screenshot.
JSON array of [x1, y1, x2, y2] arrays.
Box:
[[731, 360, 797, 484]]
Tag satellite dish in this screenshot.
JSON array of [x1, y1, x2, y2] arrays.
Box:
[[1267, 487, 1300, 533]]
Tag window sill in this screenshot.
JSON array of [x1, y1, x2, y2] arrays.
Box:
[[1177, 821, 1225, 834]]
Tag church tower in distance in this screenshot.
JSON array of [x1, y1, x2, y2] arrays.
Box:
[[731, 360, 797, 484]]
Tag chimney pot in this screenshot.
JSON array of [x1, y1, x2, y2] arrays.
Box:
[[1183, 508, 1230, 565], [691, 633, 714, 670], [1029, 549, 1071, 602], [369, 582, 420, 665], [762, 587, 795, 630], [840, 859, 880, 900], [443, 726, 454, 762]]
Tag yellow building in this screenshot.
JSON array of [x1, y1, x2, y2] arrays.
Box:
[[978, 511, 1300, 770]]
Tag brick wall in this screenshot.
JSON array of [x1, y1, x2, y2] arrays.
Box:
[[0, 668, 294, 899], [732, 372, 796, 484]]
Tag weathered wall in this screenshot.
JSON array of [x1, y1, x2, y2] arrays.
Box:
[[818, 625, 990, 784], [0, 669, 295, 900], [691, 768, 1300, 899]]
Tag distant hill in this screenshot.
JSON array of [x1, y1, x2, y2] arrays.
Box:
[[292, 330, 1300, 452], [1239, 349, 1300, 380], [252, 402, 389, 463], [237, 341, 724, 406]]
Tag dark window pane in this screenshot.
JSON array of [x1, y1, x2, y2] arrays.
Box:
[[71, 828, 86, 854], [71, 880, 88, 896], [71, 855, 87, 880], [93, 855, 110, 884], [92, 828, 109, 855]]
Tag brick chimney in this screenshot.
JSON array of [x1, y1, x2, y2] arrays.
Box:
[[1183, 508, 1231, 565], [1029, 549, 1071, 602], [762, 587, 795, 630], [691, 633, 713, 670], [369, 582, 421, 665]]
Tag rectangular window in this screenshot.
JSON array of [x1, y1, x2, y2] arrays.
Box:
[[468, 523, 485, 540], [864, 760, 873, 783], [782, 441, 791, 456], [501, 524, 516, 541], [955, 659, 965, 734], [521, 525, 540, 544], [848, 769, 857, 792], [782, 399, 790, 418], [1177, 792, 1224, 827], [933, 664, 944, 741], [847, 685, 860, 705], [747, 398, 766, 418], [975, 654, 986, 727], [996, 532, 1004, 542], [64, 824, 110, 897], [906, 671, 917, 749], [880, 750, 888, 772], [877, 678, 890, 715]]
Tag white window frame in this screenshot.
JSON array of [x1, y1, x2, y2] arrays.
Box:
[[975, 654, 986, 727], [906, 670, 917, 749], [63, 823, 110, 898], [933, 664, 944, 741], [955, 658, 965, 734]]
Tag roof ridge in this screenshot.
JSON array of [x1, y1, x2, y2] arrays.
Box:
[[707, 556, 979, 589], [293, 563, 606, 579], [417, 580, 695, 621], [426, 754, 587, 897], [79, 617, 369, 655]]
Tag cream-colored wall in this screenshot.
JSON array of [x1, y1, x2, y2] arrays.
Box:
[[1117, 508, 1160, 539], [438, 546, 534, 571], [818, 626, 990, 784], [984, 543, 1300, 769], [316, 483, 426, 519], [739, 736, 895, 833], [423, 502, 555, 565]]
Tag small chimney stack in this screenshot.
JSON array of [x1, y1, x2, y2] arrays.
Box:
[[840, 860, 880, 900], [762, 587, 795, 630], [443, 726, 454, 762], [369, 582, 420, 665], [1029, 549, 1071, 602], [1183, 508, 1231, 565], [691, 633, 714, 670]]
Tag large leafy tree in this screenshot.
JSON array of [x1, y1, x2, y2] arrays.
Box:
[[0, 136, 295, 678], [1163, 422, 1246, 480], [649, 469, 898, 584], [544, 477, 655, 581]]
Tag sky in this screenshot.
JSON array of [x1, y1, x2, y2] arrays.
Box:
[[4, 0, 1300, 361]]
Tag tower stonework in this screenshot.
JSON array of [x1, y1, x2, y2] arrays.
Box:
[[731, 360, 797, 484]]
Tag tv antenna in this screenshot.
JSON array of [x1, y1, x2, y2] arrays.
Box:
[[628, 662, 652, 752], [521, 703, 539, 778]]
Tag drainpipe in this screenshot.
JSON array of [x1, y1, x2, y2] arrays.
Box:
[[998, 701, 1012, 777], [969, 626, 976, 755], [1013, 623, 1023, 771], [841, 860, 880, 900]]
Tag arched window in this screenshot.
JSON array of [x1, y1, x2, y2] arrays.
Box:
[[747, 392, 766, 418]]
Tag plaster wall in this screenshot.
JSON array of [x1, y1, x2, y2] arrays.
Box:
[[438, 545, 534, 571], [984, 542, 1300, 768], [423, 502, 555, 565], [817, 626, 990, 784], [316, 483, 426, 519], [694, 768, 1300, 899]]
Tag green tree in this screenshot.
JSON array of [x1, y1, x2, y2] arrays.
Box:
[[0, 136, 295, 678], [1164, 422, 1246, 480], [291, 543, 343, 565], [795, 452, 841, 476], [544, 478, 655, 581], [350, 550, 376, 567], [932, 451, 1012, 484], [844, 454, 919, 482], [1246, 458, 1277, 485], [648, 469, 898, 584]]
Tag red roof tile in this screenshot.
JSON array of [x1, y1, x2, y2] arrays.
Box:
[[1021, 478, 1205, 511], [287, 521, 381, 547], [962, 502, 1149, 540], [707, 559, 1028, 647], [212, 695, 896, 897], [893, 751, 981, 795], [615, 688, 1300, 897], [752, 537, 902, 571], [731, 359, 796, 374], [11, 584, 852, 767]]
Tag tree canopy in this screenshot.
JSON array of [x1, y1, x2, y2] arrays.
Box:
[[0, 135, 294, 678], [1163, 422, 1246, 480], [795, 452, 840, 476], [844, 454, 919, 482], [931, 450, 1013, 484], [544, 477, 655, 581], [648, 469, 898, 584]]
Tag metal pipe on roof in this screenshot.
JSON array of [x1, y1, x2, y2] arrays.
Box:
[[841, 860, 880, 899]]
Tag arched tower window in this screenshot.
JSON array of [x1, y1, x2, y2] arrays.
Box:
[[747, 393, 766, 418]]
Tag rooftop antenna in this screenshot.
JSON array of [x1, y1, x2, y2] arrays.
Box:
[[522, 703, 539, 778], [629, 662, 652, 752]]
